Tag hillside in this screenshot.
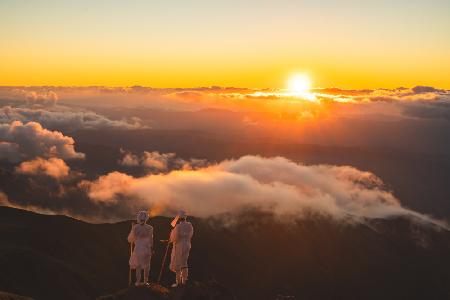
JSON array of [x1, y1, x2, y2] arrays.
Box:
[[97, 281, 236, 300], [1, 206, 450, 299], [0, 291, 33, 300]]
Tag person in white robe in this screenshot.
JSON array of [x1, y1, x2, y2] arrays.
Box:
[[128, 211, 154, 286], [169, 211, 194, 287]]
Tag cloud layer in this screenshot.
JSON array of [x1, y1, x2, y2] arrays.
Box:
[[0, 121, 85, 162], [0, 88, 59, 106], [2, 85, 449, 124], [15, 157, 70, 179], [119, 150, 207, 172], [0, 106, 145, 131], [1, 86, 449, 224], [82, 155, 442, 225]]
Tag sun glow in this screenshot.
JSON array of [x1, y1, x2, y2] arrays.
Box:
[[285, 74, 317, 102], [288, 74, 312, 95]]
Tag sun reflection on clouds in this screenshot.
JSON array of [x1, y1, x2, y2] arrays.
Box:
[[2, 85, 448, 125], [246, 90, 318, 102]]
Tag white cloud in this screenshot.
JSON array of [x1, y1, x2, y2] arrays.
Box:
[[0, 106, 145, 131], [82, 155, 444, 226], [0, 88, 58, 106], [118, 150, 207, 172], [15, 157, 70, 179], [0, 121, 85, 162]]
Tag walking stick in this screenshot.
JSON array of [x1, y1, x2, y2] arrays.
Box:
[[128, 241, 133, 286], [128, 222, 135, 287], [157, 214, 179, 284], [157, 238, 171, 284]]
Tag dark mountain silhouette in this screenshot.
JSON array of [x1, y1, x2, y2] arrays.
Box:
[[0, 291, 33, 300], [1, 206, 450, 300]]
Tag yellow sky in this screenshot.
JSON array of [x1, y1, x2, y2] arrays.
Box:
[[1, 1, 449, 89]]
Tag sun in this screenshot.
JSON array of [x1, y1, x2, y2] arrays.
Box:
[[287, 74, 312, 95]]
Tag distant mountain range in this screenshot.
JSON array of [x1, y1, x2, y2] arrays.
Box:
[[1, 206, 450, 300]]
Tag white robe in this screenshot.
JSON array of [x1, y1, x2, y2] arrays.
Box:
[[169, 221, 194, 273], [128, 224, 153, 269]]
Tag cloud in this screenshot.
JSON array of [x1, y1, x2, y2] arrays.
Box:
[[411, 86, 445, 94], [1, 86, 449, 224], [0, 106, 146, 131], [24, 90, 58, 106], [358, 86, 449, 103], [323, 86, 450, 123], [15, 157, 70, 179], [0, 142, 21, 162], [401, 100, 450, 121], [2, 86, 448, 124], [82, 155, 444, 226], [118, 150, 207, 172], [0, 88, 58, 106], [0, 121, 85, 163], [119, 151, 140, 167]]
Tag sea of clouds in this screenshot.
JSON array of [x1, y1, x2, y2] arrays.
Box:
[[0, 85, 448, 226]]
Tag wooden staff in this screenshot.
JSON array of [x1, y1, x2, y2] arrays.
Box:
[[128, 222, 135, 286], [157, 238, 171, 284], [158, 215, 178, 284]]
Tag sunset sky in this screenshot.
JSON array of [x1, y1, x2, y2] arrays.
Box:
[[1, 0, 450, 88]]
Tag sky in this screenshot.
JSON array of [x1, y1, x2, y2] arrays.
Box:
[[1, 0, 450, 88]]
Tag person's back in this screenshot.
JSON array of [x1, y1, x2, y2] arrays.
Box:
[[129, 223, 153, 252], [128, 211, 154, 286], [171, 221, 193, 245], [169, 211, 194, 287]]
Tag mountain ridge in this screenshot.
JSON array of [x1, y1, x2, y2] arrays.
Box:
[[1, 206, 450, 299]]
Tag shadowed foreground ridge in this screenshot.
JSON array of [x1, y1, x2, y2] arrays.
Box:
[[97, 281, 236, 300], [1, 206, 450, 300], [0, 291, 33, 300]]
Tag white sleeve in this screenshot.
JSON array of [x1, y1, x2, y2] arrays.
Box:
[[169, 227, 177, 243], [127, 227, 135, 243]]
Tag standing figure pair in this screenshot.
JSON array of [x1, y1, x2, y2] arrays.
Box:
[[127, 210, 194, 287]]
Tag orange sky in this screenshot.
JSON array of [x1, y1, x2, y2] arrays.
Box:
[[1, 1, 449, 89]]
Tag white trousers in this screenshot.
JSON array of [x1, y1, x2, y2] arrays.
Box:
[[136, 266, 149, 284], [176, 267, 189, 284]]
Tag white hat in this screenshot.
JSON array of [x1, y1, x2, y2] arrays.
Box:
[[137, 211, 149, 223]]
